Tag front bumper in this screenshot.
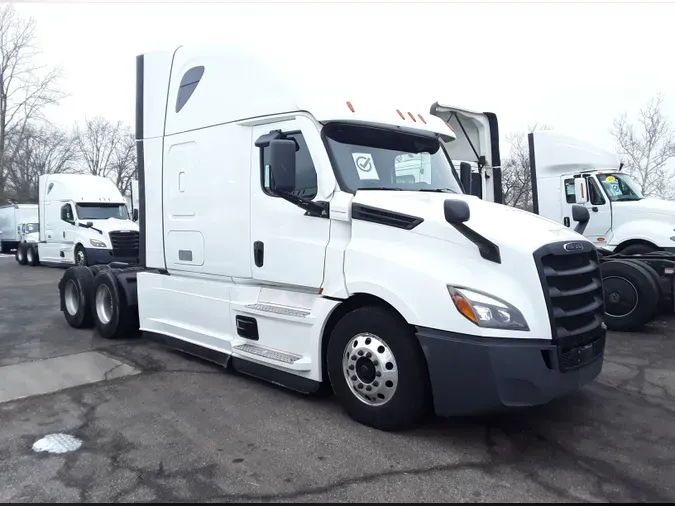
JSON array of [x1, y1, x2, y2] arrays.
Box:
[[416, 327, 605, 417], [85, 247, 138, 266]]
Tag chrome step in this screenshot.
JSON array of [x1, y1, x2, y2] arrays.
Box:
[[245, 303, 310, 318], [233, 344, 302, 364]]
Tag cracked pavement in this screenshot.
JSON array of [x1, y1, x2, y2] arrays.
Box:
[[1, 257, 675, 502]]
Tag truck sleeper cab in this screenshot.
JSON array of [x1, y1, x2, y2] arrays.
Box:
[[58, 45, 606, 431]]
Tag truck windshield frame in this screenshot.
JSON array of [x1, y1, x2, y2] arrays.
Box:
[[596, 173, 643, 202], [321, 122, 463, 195], [75, 203, 130, 221]]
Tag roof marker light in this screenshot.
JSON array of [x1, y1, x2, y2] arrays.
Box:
[[418, 114, 427, 124], [407, 112, 417, 122], [346, 101, 355, 112], [396, 109, 405, 120]]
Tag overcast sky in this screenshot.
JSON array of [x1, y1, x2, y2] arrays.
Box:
[[16, 0, 675, 154]]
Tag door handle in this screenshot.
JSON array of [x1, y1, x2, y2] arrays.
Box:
[[63, 231, 66, 238], [253, 241, 264, 267], [563, 217, 570, 227]]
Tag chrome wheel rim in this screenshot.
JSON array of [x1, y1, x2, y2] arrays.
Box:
[[64, 280, 80, 315], [95, 284, 113, 325], [76, 250, 85, 266], [342, 332, 398, 407]]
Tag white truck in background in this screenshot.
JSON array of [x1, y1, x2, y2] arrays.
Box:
[[16, 174, 140, 267], [0, 204, 38, 254], [58, 45, 606, 431], [426, 104, 675, 332]]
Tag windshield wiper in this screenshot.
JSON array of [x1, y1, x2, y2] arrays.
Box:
[[357, 187, 403, 191], [417, 188, 457, 193]]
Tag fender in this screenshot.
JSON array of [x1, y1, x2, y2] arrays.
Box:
[[344, 280, 420, 324], [608, 219, 675, 249]]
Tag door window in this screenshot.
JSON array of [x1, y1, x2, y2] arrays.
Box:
[[564, 178, 576, 203]]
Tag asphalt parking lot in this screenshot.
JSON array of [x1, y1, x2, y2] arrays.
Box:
[[1, 255, 675, 503]]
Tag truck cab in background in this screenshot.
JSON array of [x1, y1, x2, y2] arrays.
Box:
[[17, 174, 140, 268], [528, 131, 675, 255], [0, 204, 38, 254]]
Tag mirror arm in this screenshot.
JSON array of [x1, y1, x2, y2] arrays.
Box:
[[276, 190, 329, 218]]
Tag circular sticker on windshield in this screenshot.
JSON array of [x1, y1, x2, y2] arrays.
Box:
[[605, 175, 616, 182]]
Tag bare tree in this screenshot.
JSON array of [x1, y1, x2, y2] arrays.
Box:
[[610, 93, 675, 199], [0, 4, 66, 204], [501, 123, 553, 211], [73, 116, 136, 194], [109, 128, 137, 195], [4, 124, 76, 202]]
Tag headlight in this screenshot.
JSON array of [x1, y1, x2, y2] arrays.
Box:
[[447, 286, 529, 331], [89, 239, 107, 248]]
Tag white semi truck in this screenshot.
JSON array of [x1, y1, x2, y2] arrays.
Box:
[[58, 45, 606, 431], [425, 104, 675, 332], [16, 174, 140, 268], [0, 204, 38, 254]]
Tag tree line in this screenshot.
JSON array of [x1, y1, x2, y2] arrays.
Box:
[[0, 5, 136, 205], [1, 5, 673, 208]]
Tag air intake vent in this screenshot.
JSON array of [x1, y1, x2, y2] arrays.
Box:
[[351, 203, 423, 230]]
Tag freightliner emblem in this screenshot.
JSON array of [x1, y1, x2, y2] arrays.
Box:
[[564, 242, 584, 251]]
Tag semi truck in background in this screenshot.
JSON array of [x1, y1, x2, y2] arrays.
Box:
[[0, 204, 38, 254], [16, 174, 140, 268], [425, 104, 675, 332], [58, 45, 606, 431]]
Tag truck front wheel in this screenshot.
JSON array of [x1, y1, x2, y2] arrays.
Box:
[[91, 270, 138, 339], [326, 306, 431, 431], [26, 245, 39, 266], [75, 245, 88, 267]]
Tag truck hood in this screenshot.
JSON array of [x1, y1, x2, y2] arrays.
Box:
[[82, 218, 139, 233], [352, 191, 588, 253], [612, 197, 675, 221]]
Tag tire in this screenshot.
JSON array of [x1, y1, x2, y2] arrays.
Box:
[[91, 269, 138, 339], [15, 244, 27, 265], [623, 259, 664, 300], [74, 245, 88, 267], [619, 243, 657, 256], [326, 306, 431, 431], [59, 266, 95, 329], [600, 259, 660, 331], [26, 245, 39, 266]]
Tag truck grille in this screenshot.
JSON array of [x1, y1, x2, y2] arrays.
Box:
[[109, 230, 140, 258], [533, 241, 606, 372]]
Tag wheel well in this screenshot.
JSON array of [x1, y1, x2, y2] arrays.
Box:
[[615, 239, 659, 253], [319, 293, 413, 383]]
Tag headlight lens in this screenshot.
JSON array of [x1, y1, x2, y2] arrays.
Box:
[[447, 286, 529, 331], [89, 239, 107, 248]]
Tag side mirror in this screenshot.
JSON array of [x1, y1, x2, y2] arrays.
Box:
[[574, 178, 588, 204], [459, 162, 472, 195], [572, 204, 590, 235], [132, 209, 139, 222], [444, 199, 470, 224], [268, 139, 296, 193]]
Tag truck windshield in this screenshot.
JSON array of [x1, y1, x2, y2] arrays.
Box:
[[323, 123, 463, 194], [24, 223, 39, 233], [76, 203, 129, 220], [596, 173, 643, 202]]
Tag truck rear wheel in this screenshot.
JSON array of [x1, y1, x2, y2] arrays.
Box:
[[26, 245, 39, 266], [326, 306, 431, 431], [59, 267, 95, 328], [15, 244, 27, 265], [600, 259, 659, 331], [91, 269, 137, 339]]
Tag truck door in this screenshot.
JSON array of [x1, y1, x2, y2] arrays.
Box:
[[250, 117, 331, 290], [561, 176, 612, 243]]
